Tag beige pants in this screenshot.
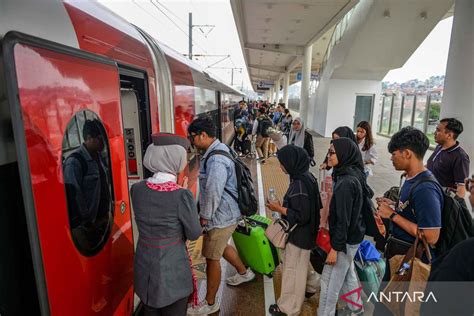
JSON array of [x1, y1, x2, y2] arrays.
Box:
[[255, 135, 270, 160], [278, 242, 315, 316]]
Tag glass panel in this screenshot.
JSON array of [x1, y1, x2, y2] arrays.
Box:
[[413, 94, 427, 131], [389, 95, 402, 135], [426, 93, 442, 145], [62, 110, 114, 256], [401, 95, 415, 128], [380, 96, 392, 134]]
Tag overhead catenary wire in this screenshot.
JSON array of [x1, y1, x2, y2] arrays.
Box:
[[147, 0, 209, 54]]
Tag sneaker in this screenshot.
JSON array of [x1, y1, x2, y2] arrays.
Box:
[[187, 300, 220, 315], [226, 268, 256, 286]]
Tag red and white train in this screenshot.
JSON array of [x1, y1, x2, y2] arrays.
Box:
[[0, 1, 243, 315]]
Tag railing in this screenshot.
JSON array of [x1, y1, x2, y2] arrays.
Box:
[[319, 7, 356, 77]]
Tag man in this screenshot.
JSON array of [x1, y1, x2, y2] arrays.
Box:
[[63, 119, 111, 247], [427, 118, 470, 197], [252, 107, 272, 163], [233, 100, 248, 121], [272, 103, 284, 125], [187, 117, 255, 315], [376, 127, 443, 298]]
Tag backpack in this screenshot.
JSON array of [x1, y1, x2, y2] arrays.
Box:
[[408, 175, 474, 256], [204, 147, 258, 216], [68, 151, 88, 175], [257, 117, 273, 137]]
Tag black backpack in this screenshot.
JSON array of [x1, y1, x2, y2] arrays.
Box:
[[204, 147, 258, 216], [408, 175, 473, 256], [257, 117, 273, 137]]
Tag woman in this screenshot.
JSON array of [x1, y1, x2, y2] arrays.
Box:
[[356, 121, 378, 177], [288, 117, 315, 165], [318, 138, 368, 316], [319, 126, 357, 170], [131, 134, 201, 316], [266, 145, 321, 316]]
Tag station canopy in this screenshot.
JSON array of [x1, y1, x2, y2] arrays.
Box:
[[231, 0, 359, 91]]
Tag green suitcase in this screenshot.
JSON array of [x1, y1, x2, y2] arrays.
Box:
[[232, 215, 280, 277], [355, 256, 386, 296]]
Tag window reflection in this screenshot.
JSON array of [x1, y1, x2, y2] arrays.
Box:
[[62, 110, 114, 256]]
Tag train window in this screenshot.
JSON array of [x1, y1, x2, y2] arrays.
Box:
[[62, 110, 114, 256]]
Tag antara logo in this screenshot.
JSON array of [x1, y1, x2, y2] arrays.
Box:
[[368, 291, 438, 303]]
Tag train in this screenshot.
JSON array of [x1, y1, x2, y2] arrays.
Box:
[[0, 1, 244, 315]]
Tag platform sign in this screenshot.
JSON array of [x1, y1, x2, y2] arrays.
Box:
[[256, 80, 274, 90], [296, 72, 319, 81]]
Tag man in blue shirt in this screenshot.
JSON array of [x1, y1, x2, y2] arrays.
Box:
[[378, 128, 443, 256], [187, 117, 255, 315], [374, 127, 443, 315]]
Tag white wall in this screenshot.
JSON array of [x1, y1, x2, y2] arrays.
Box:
[[326, 79, 381, 136]]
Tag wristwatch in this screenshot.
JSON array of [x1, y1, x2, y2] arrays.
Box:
[[389, 212, 398, 221]]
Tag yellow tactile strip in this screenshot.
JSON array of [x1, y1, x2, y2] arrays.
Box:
[[259, 156, 319, 316]]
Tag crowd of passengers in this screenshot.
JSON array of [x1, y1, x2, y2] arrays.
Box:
[[126, 102, 473, 316]]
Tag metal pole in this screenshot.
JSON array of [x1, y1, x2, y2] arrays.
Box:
[[231, 68, 234, 86], [188, 12, 192, 60]]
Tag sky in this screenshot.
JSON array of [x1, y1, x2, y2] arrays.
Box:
[[99, 0, 251, 90], [99, 0, 453, 89], [383, 17, 453, 83]]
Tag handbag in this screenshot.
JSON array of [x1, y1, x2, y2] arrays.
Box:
[[310, 246, 327, 274], [264, 218, 297, 249], [316, 227, 331, 253], [382, 232, 432, 316]]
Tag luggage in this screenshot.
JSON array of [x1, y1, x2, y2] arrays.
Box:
[[354, 242, 386, 296], [241, 139, 251, 155], [232, 215, 279, 277]]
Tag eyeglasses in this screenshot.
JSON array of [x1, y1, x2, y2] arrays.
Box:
[[188, 133, 199, 143], [327, 150, 336, 156]]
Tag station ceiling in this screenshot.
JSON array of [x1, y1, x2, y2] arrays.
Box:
[[231, 0, 359, 91]]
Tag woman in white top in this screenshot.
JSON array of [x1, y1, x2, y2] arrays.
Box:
[[356, 121, 378, 177]]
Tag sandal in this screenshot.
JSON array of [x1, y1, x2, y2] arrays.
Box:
[[269, 304, 286, 316]]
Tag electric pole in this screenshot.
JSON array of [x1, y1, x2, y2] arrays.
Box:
[[188, 12, 192, 60]]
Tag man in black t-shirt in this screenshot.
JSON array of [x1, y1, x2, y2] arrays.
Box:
[[427, 118, 470, 197]]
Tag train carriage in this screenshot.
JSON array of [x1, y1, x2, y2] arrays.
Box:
[[0, 1, 243, 315]]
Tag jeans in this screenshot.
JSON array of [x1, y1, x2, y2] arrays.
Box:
[[318, 243, 361, 316]]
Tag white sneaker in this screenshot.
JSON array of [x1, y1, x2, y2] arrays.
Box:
[[187, 300, 220, 315], [226, 268, 256, 286]]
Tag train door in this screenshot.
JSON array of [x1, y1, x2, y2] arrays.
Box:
[[3, 33, 134, 315]]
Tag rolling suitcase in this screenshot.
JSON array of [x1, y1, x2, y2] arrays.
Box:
[[232, 215, 280, 277]]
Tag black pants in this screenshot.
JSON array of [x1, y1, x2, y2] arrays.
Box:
[[143, 297, 188, 316]]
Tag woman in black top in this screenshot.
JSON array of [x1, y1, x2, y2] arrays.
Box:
[[266, 145, 321, 315], [319, 126, 357, 170], [318, 138, 367, 316]]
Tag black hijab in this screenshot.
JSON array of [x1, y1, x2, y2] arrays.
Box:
[[332, 137, 373, 197], [277, 145, 310, 180], [333, 126, 357, 144], [277, 144, 321, 229]]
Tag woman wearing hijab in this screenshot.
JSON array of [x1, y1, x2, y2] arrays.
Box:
[[266, 145, 322, 316], [319, 126, 357, 170], [288, 117, 315, 165], [131, 134, 201, 316], [318, 138, 368, 316]]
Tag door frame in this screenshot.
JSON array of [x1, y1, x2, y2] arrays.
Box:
[[354, 93, 375, 130], [2, 31, 119, 316]]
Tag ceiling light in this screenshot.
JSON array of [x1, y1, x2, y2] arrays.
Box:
[[265, 18, 271, 23], [420, 11, 428, 19], [295, 19, 302, 24], [383, 10, 390, 18]]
